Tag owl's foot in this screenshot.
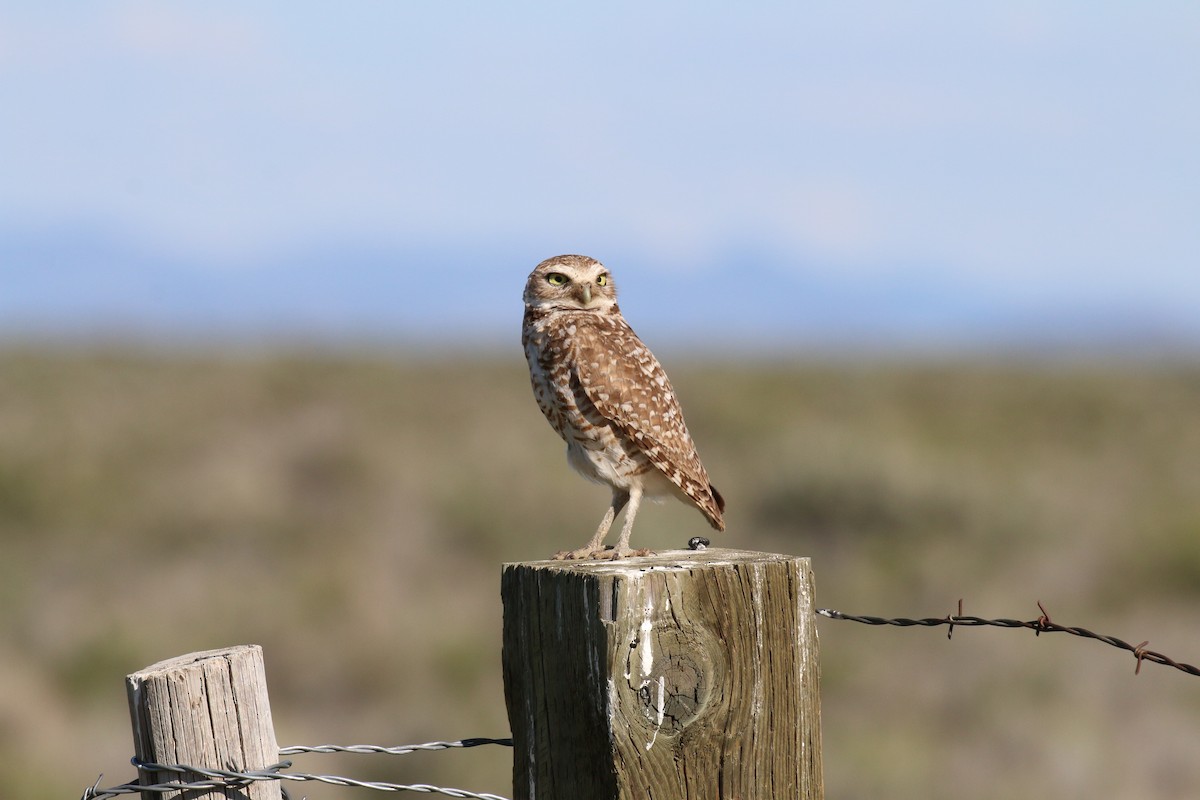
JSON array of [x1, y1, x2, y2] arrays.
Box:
[[552, 546, 609, 561], [552, 546, 655, 560]]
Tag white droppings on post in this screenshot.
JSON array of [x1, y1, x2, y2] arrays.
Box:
[[638, 584, 666, 751], [646, 675, 666, 751], [640, 592, 655, 679]]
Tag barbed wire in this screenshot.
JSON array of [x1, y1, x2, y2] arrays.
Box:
[[817, 600, 1200, 677], [79, 599, 1199, 800], [81, 738, 515, 800]]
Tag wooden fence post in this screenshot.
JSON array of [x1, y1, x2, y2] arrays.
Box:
[[126, 644, 282, 800], [502, 548, 823, 800]]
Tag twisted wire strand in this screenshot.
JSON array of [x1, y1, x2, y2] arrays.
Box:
[[81, 738, 515, 800], [83, 764, 510, 800], [279, 738, 513, 756], [817, 603, 1200, 677]]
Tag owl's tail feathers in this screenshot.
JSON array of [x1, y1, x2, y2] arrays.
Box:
[[707, 484, 726, 531]]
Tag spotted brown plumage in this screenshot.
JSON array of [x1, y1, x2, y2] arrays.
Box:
[[521, 254, 725, 559]]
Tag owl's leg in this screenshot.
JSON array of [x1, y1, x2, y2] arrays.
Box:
[[608, 484, 651, 560], [554, 489, 629, 560]]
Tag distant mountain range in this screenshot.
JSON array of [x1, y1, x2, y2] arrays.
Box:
[[4, 226, 1198, 356]]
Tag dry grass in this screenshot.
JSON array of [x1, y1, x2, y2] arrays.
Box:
[[2, 347, 1199, 799]]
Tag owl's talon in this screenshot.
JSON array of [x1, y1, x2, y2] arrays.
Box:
[[604, 547, 655, 560], [552, 547, 607, 560]]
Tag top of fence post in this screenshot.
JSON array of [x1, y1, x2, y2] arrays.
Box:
[[126, 644, 282, 800]]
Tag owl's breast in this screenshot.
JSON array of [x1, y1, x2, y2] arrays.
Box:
[[522, 314, 651, 490]]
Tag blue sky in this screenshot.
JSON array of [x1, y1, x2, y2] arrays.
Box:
[[2, 2, 1198, 350]]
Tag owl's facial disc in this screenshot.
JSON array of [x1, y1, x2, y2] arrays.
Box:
[[524, 255, 616, 312]]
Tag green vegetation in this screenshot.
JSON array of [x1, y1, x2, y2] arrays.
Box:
[[2, 348, 1198, 799]]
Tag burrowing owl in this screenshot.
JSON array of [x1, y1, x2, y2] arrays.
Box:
[[522, 254, 725, 559]]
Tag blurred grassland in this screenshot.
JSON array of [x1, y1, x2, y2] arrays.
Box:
[[2, 347, 1199, 799]]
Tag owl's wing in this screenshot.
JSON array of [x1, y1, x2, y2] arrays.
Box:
[[572, 318, 725, 530]]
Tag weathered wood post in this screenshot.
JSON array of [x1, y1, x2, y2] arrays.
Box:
[[502, 548, 823, 800], [126, 645, 282, 800]]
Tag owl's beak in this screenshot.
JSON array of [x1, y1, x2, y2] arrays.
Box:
[[576, 283, 593, 306]]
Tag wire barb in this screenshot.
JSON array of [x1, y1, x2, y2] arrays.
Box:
[[944, 598, 964, 640], [1132, 641, 1151, 675], [815, 602, 1200, 678], [1035, 601, 1053, 635]]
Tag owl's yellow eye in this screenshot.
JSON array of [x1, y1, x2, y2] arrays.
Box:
[[596, 274, 608, 286], [546, 272, 569, 286]]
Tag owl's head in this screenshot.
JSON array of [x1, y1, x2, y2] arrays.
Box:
[[524, 255, 618, 313]]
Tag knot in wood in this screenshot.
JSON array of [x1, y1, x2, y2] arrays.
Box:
[[624, 622, 722, 735]]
